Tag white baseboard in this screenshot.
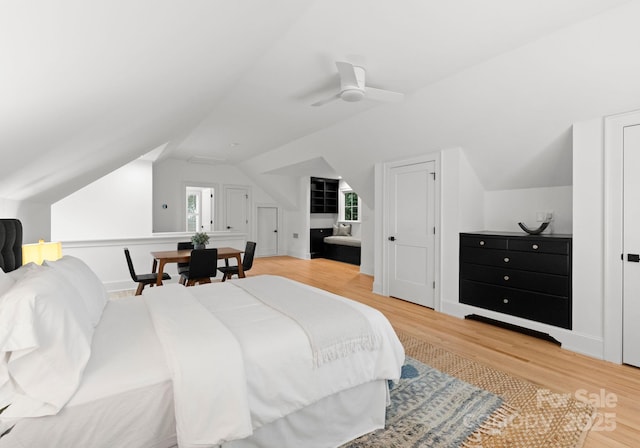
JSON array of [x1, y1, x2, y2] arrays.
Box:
[[441, 300, 605, 361]]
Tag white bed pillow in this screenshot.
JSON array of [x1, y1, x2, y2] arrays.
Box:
[[0, 268, 14, 296], [0, 267, 93, 420], [5, 262, 43, 282], [44, 256, 108, 327]]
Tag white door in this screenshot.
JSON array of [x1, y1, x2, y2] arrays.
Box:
[[387, 161, 436, 308], [623, 124, 640, 367], [225, 187, 249, 234], [257, 206, 278, 257]]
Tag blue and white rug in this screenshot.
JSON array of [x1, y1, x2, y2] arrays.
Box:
[[343, 356, 504, 448]]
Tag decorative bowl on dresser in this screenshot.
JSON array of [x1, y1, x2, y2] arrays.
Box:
[[459, 231, 572, 330]]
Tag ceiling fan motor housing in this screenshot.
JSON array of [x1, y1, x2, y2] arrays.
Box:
[[340, 65, 366, 102], [341, 88, 365, 102]]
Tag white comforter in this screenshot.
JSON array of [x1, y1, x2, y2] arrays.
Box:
[[144, 275, 404, 448]]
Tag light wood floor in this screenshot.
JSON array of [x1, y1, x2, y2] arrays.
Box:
[[247, 256, 640, 448]]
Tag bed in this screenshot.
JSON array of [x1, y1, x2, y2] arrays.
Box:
[[0, 220, 404, 447]]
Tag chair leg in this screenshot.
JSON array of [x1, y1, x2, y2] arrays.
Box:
[[221, 274, 227, 282], [135, 283, 145, 296]]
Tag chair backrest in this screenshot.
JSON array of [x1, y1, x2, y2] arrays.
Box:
[[177, 241, 194, 269], [123, 248, 138, 282], [188, 248, 218, 279], [242, 241, 257, 271]]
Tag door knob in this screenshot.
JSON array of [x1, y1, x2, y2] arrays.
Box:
[[388, 236, 396, 241], [274, 230, 278, 233], [227, 226, 232, 229]]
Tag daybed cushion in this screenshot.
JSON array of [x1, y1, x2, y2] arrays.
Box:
[[323, 235, 361, 247], [44, 256, 108, 326], [0, 266, 94, 420]]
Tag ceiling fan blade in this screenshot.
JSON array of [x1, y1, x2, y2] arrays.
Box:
[[311, 93, 341, 107], [365, 86, 404, 103], [335, 61, 359, 87]]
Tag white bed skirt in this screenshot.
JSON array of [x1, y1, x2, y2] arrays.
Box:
[[222, 379, 388, 448]]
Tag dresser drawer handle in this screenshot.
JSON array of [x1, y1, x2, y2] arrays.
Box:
[[503, 275, 510, 281], [479, 240, 485, 246], [532, 244, 539, 250], [503, 298, 509, 304], [503, 257, 510, 263]]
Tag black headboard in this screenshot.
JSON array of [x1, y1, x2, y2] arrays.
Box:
[[0, 219, 23, 272]]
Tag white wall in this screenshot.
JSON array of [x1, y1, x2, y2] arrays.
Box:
[[285, 177, 311, 259], [439, 148, 484, 309], [572, 118, 605, 358], [0, 198, 51, 243], [484, 186, 573, 234], [153, 158, 277, 233], [51, 159, 153, 241]]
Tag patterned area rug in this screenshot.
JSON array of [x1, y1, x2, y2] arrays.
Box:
[[345, 331, 594, 448], [343, 356, 505, 448]]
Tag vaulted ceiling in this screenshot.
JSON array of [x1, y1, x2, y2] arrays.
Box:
[[1, 0, 637, 205]]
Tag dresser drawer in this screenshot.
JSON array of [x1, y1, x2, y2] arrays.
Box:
[[460, 280, 570, 328], [460, 263, 569, 296], [508, 239, 570, 255], [460, 235, 507, 250], [460, 247, 570, 275]]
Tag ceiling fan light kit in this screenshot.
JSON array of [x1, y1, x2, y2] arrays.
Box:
[[341, 88, 365, 102], [311, 61, 403, 107]]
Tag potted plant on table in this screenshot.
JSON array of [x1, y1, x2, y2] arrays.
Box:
[[191, 232, 209, 250]]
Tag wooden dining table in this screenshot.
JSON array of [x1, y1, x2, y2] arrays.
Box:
[[150, 247, 244, 286]]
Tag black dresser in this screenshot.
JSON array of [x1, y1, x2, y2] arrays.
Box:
[[459, 232, 572, 329]]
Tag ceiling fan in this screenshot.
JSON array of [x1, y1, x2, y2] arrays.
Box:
[[311, 61, 404, 107]]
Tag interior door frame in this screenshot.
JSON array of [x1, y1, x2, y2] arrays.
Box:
[[604, 109, 640, 363], [255, 203, 282, 257], [379, 152, 441, 310]]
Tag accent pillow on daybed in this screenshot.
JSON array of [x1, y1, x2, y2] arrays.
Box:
[[0, 266, 94, 420], [44, 255, 108, 326], [333, 223, 352, 236]]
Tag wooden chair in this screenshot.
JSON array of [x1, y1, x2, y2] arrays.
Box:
[[177, 241, 194, 285], [180, 248, 218, 286], [218, 241, 256, 282], [124, 248, 170, 295]]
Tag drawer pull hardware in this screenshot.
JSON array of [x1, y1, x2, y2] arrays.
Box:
[[503, 298, 509, 304], [532, 244, 539, 250], [479, 240, 485, 246], [503, 275, 510, 281], [504, 257, 510, 263]]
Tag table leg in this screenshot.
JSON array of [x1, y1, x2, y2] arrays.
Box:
[[156, 260, 167, 286]]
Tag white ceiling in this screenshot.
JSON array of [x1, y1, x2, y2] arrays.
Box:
[[0, 0, 634, 203]]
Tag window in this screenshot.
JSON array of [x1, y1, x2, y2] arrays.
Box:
[[185, 186, 214, 232], [344, 191, 359, 221], [339, 189, 360, 222]]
